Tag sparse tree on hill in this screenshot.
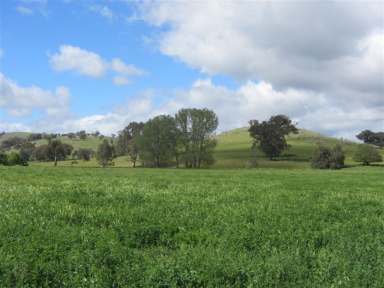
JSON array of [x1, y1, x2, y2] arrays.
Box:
[[175, 108, 218, 168], [249, 115, 298, 160], [353, 144, 382, 166], [77, 130, 87, 140], [356, 130, 384, 148], [96, 139, 115, 167]]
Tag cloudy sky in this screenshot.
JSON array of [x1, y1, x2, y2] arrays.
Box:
[[0, 0, 383, 139]]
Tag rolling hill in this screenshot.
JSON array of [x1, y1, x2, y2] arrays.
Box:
[[1, 128, 381, 168]]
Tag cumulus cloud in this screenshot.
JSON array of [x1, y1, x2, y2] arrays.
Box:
[[16, 6, 34, 15], [133, 1, 383, 137], [18, 78, 379, 139], [0, 73, 70, 117], [49, 45, 143, 83], [90, 5, 114, 19]]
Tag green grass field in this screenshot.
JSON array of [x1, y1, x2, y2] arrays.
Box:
[[1, 166, 384, 287]]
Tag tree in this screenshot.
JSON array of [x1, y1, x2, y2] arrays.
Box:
[[175, 108, 218, 168], [138, 115, 178, 167], [126, 122, 144, 167], [77, 130, 87, 140], [48, 140, 73, 166], [249, 115, 298, 160], [356, 130, 384, 148], [7, 152, 26, 166], [1, 136, 26, 150], [311, 144, 345, 169], [96, 139, 115, 167], [0, 152, 8, 165], [353, 144, 383, 165], [76, 148, 94, 161]]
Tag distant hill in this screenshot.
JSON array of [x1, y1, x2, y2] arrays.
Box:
[[1, 128, 380, 168], [0, 132, 107, 151], [214, 128, 360, 168]]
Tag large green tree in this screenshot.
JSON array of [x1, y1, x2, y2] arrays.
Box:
[[116, 122, 144, 167], [96, 139, 115, 167], [356, 130, 384, 148], [138, 115, 178, 167], [248, 115, 298, 160], [353, 144, 383, 165], [175, 108, 218, 168]]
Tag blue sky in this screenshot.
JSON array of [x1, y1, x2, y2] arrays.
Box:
[[0, 1, 383, 138]]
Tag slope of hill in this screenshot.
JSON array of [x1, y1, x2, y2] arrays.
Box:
[[214, 128, 360, 168], [0, 133, 106, 151], [1, 128, 381, 168]]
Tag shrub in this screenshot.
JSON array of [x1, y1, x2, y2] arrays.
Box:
[[311, 144, 345, 169], [353, 144, 383, 165], [0, 152, 8, 165]]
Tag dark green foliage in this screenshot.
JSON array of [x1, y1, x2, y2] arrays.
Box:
[[357, 130, 384, 147], [0, 136, 26, 150], [6, 151, 27, 166], [32, 141, 73, 165], [77, 130, 87, 140], [115, 122, 144, 167], [96, 139, 115, 167], [0, 152, 7, 165], [27, 133, 43, 141], [353, 144, 383, 165], [138, 115, 178, 167], [175, 108, 218, 168], [311, 144, 345, 169], [0, 167, 384, 286], [75, 148, 94, 161], [249, 115, 298, 160]]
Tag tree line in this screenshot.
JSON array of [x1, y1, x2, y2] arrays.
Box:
[[0, 110, 382, 168], [98, 108, 218, 168]]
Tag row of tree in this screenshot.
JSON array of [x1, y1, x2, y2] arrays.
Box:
[[98, 108, 219, 168]]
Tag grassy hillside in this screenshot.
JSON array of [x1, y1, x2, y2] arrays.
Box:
[[2, 129, 382, 168], [1, 166, 384, 286], [0, 132, 106, 150], [214, 128, 360, 168]]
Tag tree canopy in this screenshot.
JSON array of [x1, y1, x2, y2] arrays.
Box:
[[249, 115, 298, 160]]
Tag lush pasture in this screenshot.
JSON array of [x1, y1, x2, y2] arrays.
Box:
[[1, 166, 384, 287]]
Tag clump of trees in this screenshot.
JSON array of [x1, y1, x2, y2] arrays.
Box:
[[74, 148, 94, 161], [0, 151, 28, 166], [311, 144, 345, 169], [357, 130, 384, 148], [114, 108, 218, 168], [96, 139, 115, 167], [353, 144, 382, 166], [248, 115, 298, 160], [32, 140, 73, 166]]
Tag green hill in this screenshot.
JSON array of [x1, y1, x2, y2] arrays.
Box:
[[214, 128, 361, 168], [1, 128, 382, 168]]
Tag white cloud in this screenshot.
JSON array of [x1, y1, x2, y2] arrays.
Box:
[[111, 58, 143, 76], [18, 78, 378, 139], [50, 45, 107, 77], [90, 5, 114, 19], [49, 45, 143, 84], [0, 73, 70, 117], [16, 6, 34, 15], [131, 1, 384, 138], [113, 76, 130, 86]]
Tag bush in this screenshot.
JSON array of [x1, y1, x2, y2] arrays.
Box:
[[7, 152, 27, 166], [0, 152, 8, 165], [353, 144, 383, 165], [311, 144, 345, 169]]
